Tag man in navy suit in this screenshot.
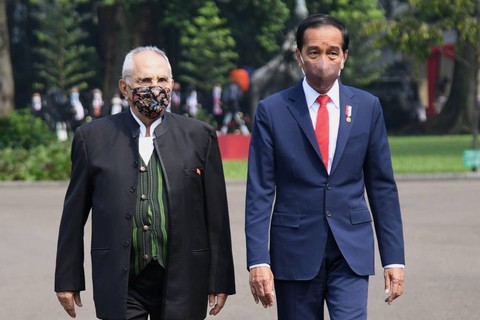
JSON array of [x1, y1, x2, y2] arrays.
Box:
[[245, 14, 405, 320]]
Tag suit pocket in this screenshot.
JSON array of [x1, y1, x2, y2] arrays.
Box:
[[91, 247, 109, 251], [183, 167, 203, 176], [350, 209, 372, 225], [192, 248, 210, 255], [271, 212, 301, 228]]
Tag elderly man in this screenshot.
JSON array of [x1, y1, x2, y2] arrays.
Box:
[[55, 46, 235, 320]]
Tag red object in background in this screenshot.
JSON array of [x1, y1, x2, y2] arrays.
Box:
[[218, 134, 250, 160], [229, 69, 250, 92], [427, 44, 455, 118]]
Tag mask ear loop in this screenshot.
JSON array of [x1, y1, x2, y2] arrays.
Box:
[[299, 54, 306, 76], [338, 57, 345, 76]]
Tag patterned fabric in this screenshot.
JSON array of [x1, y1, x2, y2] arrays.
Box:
[[130, 86, 171, 119], [131, 152, 168, 277]]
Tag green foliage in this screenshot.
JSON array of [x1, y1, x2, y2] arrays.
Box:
[[381, 0, 480, 60], [0, 109, 71, 181], [307, 0, 386, 86], [165, 0, 290, 68], [30, 0, 98, 91], [0, 143, 71, 181], [193, 108, 217, 128], [0, 109, 56, 149], [219, 0, 290, 67], [179, 0, 238, 91]]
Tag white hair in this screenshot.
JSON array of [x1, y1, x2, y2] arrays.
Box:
[[121, 46, 173, 84]]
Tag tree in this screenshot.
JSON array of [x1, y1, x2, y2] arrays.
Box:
[[381, 0, 480, 134], [4, 0, 296, 112], [306, 0, 385, 87], [0, 0, 14, 117], [218, 0, 290, 68], [178, 0, 237, 92], [30, 0, 98, 91], [249, 0, 386, 115]]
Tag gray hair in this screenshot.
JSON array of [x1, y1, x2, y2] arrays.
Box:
[[121, 46, 173, 84]]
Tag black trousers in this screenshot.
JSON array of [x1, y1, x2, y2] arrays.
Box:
[[125, 261, 165, 320]]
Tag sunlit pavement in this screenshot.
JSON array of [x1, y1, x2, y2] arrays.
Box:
[[1, 174, 479, 319]]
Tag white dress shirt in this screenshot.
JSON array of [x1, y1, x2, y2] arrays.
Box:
[[303, 78, 340, 174], [130, 109, 162, 164]]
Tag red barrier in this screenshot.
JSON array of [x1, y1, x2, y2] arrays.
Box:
[[218, 134, 251, 160]]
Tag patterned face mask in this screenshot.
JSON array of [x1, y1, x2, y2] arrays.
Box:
[[130, 86, 171, 119]]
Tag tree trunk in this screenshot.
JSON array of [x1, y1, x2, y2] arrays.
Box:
[[0, 0, 15, 118], [248, 0, 307, 116], [96, 3, 126, 102], [427, 40, 477, 133], [96, 1, 167, 103]]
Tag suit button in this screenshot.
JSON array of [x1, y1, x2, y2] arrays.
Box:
[[130, 186, 136, 193], [124, 240, 130, 247], [143, 254, 149, 260], [326, 184, 331, 190], [140, 166, 147, 172], [326, 210, 331, 217], [143, 225, 150, 231], [141, 194, 147, 200], [122, 267, 128, 274], [126, 213, 132, 220]]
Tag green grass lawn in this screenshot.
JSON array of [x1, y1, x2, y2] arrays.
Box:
[[222, 135, 477, 180], [389, 135, 475, 174]]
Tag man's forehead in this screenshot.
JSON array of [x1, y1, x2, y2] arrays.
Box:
[[303, 26, 343, 48], [132, 56, 170, 74], [132, 51, 168, 65]]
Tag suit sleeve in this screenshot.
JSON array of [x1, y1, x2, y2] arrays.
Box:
[[203, 129, 236, 294], [245, 101, 276, 268], [54, 128, 92, 292], [363, 98, 405, 267]]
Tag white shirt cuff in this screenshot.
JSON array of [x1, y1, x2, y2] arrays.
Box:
[[248, 263, 270, 271], [384, 264, 405, 269]]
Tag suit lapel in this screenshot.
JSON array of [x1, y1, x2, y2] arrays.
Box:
[[286, 83, 322, 159], [331, 84, 356, 174]]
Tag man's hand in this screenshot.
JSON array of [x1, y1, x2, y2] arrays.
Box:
[[56, 291, 82, 318], [384, 267, 405, 305], [208, 293, 228, 316], [249, 266, 275, 308]]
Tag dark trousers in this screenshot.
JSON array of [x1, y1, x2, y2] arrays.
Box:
[[125, 261, 165, 320], [275, 230, 369, 320]]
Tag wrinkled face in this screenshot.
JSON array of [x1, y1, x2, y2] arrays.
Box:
[[296, 25, 348, 94], [119, 51, 174, 121]]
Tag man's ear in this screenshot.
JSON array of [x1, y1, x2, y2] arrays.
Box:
[[295, 48, 306, 76], [118, 79, 128, 98], [295, 48, 303, 68], [341, 50, 348, 69]]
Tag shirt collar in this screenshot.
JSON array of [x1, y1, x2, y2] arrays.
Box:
[[302, 78, 340, 110], [129, 108, 162, 138]]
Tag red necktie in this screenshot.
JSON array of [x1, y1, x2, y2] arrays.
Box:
[[315, 95, 330, 170]]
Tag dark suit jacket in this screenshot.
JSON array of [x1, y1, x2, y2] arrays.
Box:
[[55, 110, 235, 319], [246, 81, 405, 280]]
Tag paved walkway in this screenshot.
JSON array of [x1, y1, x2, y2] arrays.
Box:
[[1, 176, 479, 319]]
